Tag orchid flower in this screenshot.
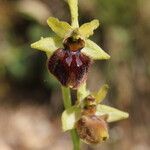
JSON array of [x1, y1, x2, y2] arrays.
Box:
[[31, 0, 110, 89], [62, 84, 129, 144]]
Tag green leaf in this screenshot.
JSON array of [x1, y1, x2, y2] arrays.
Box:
[[61, 106, 81, 131], [47, 17, 73, 38], [67, 0, 79, 28], [82, 39, 110, 60], [31, 37, 62, 55], [96, 104, 129, 123], [78, 19, 99, 38], [92, 84, 109, 104]]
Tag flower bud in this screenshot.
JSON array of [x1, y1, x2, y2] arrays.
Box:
[[76, 115, 109, 144], [48, 37, 91, 89]]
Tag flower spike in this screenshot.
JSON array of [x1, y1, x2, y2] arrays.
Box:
[[31, 0, 129, 148]]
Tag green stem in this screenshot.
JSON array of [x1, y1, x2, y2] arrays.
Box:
[[67, 0, 79, 28], [61, 86, 80, 150], [61, 1, 81, 149], [70, 130, 80, 150], [77, 83, 89, 102], [61, 86, 72, 108]]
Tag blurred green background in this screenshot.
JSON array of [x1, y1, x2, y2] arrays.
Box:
[[0, 0, 150, 150]]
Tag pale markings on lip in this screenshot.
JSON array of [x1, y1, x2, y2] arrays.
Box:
[[65, 51, 83, 67]]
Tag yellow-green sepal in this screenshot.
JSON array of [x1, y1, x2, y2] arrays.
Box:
[[96, 104, 129, 123], [82, 39, 110, 60], [31, 37, 62, 56], [61, 106, 81, 132], [78, 19, 99, 38], [47, 17, 73, 38]]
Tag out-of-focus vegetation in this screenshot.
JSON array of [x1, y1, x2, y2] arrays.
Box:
[[0, 0, 149, 150]]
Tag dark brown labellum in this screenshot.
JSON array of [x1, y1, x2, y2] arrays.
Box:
[[76, 115, 109, 144], [48, 38, 91, 89]]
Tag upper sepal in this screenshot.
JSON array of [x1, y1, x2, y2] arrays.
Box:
[[47, 17, 73, 38], [82, 39, 110, 60], [31, 37, 62, 56], [96, 104, 129, 123]]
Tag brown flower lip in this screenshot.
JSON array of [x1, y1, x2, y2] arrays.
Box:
[[76, 95, 109, 144], [76, 115, 109, 144], [48, 37, 92, 89]]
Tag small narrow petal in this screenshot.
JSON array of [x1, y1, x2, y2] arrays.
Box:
[[31, 37, 62, 55], [96, 104, 129, 123], [78, 19, 99, 38], [47, 17, 73, 38], [61, 106, 81, 131], [82, 39, 110, 60], [92, 84, 109, 104]]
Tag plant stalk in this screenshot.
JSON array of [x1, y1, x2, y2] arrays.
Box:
[[67, 0, 79, 28], [61, 86, 80, 150], [62, 1, 80, 149]]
